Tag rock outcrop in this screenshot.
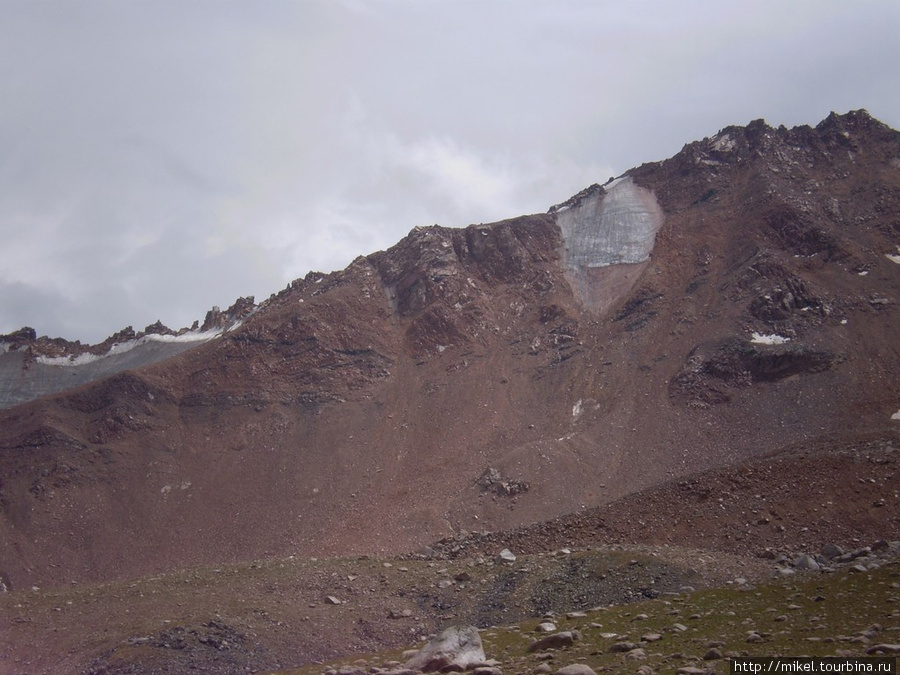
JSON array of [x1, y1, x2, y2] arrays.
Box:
[[404, 625, 486, 672]]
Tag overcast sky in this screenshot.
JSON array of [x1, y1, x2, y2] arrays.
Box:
[[2, 1, 899, 343]]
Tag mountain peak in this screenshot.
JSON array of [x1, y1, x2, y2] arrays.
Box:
[[1, 110, 898, 601]]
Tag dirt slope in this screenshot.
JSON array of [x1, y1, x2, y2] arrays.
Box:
[[1, 433, 896, 674]]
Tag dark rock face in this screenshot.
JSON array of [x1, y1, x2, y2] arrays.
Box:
[[669, 338, 838, 405], [1, 110, 899, 590]]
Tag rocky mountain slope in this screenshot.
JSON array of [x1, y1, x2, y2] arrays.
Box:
[[2, 443, 896, 673], [1, 109, 898, 595]]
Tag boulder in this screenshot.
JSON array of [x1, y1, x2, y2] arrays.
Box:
[[608, 641, 637, 653], [556, 666, 596, 675], [528, 631, 581, 652], [472, 668, 502, 675], [496, 549, 517, 564], [404, 626, 486, 673], [820, 543, 844, 560], [866, 644, 900, 655], [794, 554, 820, 571]]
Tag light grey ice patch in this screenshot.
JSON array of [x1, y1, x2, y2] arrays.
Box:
[[554, 177, 663, 313], [557, 177, 663, 270]]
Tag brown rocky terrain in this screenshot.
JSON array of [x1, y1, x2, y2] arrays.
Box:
[[0, 109, 899, 673], [1, 443, 896, 673]]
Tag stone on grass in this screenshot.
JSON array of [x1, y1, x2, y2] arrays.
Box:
[[404, 625, 486, 673], [608, 641, 637, 653], [528, 631, 580, 652], [536, 622, 558, 633], [336, 668, 365, 675], [867, 645, 900, 654], [625, 648, 647, 660], [473, 667, 502, 675], [556, 665, 596, 675]]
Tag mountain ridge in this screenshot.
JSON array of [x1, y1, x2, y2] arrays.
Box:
[[0, 109, 898, 594]]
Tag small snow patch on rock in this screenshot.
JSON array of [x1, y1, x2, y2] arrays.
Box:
[[751, 332, 790, 345]]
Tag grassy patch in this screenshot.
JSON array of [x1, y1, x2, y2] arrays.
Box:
[[273, 558, 900, 675]]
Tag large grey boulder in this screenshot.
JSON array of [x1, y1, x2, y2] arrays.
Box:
[[404, 625, 486, 673], [556, 666, 597, 675], [820, 543, 844, 560], [794, 554, 820, 571]]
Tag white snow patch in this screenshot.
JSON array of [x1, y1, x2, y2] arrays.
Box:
[[37, 352, 105, 367], [602, 176, 627, 191], [858, 270, 869, 276], [36, 328, 225, 367], [572, 399, 583, 419], [840, 319, 848, 325], [892, 409, 900, 421], [436, 345, 446, 353], [886, 247, 900, 264], [750, 332, 791, 345]]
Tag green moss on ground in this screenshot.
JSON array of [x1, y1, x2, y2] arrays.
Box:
[[276, 558, 899, 675]]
